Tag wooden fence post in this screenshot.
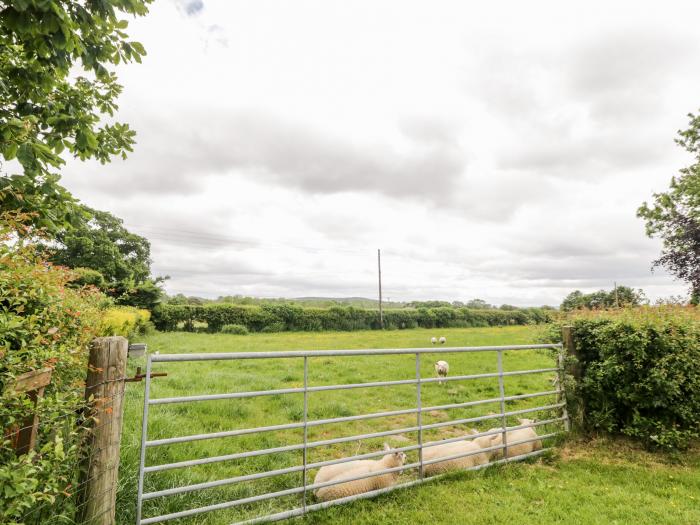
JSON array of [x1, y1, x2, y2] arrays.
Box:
[[78, 337, 128, 525], [561, 325, 584, 429], [561, 325, 581, 381]]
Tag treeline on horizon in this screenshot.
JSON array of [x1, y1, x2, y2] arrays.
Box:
[[165, 293, 557, 311], [152, 302, 553, 333]]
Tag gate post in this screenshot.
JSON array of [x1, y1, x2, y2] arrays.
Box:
[[78, 336, 128, 525], [561, 326, 581, 381], [561, 326, 583, 430]]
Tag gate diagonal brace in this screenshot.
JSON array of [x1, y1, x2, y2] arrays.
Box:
[[125, 366, 168, 383]]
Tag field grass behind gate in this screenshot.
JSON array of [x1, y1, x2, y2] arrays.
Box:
[[116, 326, 565, 524], [115, 326, 699, 525]]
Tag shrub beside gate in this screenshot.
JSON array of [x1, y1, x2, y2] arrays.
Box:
[[548, 307, 700, 450]]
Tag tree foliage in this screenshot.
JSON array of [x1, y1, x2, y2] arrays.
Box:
[[0, 0, 152, 231], [48, 205, 164, 308], [638, 111, 700, 302], [560, 286, 646, 311]]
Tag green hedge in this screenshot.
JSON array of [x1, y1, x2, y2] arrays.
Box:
[[152, 303, 551, 333], [547, 307, 700, 450], [1, 217, 107, 524]]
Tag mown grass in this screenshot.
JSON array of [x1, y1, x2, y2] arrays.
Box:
[[115, 326, 699, 525]]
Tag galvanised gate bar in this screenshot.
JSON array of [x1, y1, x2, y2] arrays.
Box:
[[136, 344, 569, 524]]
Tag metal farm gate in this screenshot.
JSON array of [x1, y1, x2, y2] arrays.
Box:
[[136, 344, 569, 524]]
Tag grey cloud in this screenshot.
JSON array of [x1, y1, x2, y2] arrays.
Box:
[[499, 132, 668, 174], [567, 30, 691, 107], [399, 116, 461, 147], [469, 30, 698, 178], [66, 110, 466, 202], [474, 253, 656, 284]]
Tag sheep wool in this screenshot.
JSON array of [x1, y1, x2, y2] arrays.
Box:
[[434, 360, 449, 385], [313, 459, 377, 486], [475, 419, 542, 459], [422, 439, 489, 476], [314, 447, 406, 502]]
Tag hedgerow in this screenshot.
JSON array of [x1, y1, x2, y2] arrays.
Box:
[[545, 307, 700, 450], [0, 216, 108, 523], [151, 303, 551, 333]]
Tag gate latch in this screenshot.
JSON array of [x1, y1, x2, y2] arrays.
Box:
[[125, 366, 168, 383]]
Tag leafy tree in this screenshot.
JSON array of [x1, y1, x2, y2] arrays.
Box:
[[465, 298, 493, 309], [167, 293, 206, 306], [560, 286, 645, 311], [638, 111, 700, 303], [48, 205, 164, 308], [407, 300, 452, 308], [560, 290, 585, 311], [70, 266, 107, 288], [0, 0, 151, 231]]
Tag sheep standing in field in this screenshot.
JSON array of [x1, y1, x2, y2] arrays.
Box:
[[421, 438, 489, 476], [434, 360, 449, 385], [439, 336, 447, 344], [472, 418, 542, 459], [314, 444, 407, 501], [431, 336, 437, 345]]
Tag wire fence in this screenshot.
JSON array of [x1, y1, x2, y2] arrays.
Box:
[[3, 337, 130, 525]]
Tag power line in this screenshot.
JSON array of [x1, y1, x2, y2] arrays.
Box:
[[125, 222, 371, 256]]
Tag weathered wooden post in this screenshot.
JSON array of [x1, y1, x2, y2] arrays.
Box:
[[561, 326, 581, 381], [7, 367, 53, 455], [78, 337, 128, 525], [561, 325, 583, 429]]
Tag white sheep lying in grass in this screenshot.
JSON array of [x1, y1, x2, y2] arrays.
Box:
[[472, 418, 542, 459], [314, 456, 376, 486], [314, 444, 407, 502], [421, 438, 489, 476]]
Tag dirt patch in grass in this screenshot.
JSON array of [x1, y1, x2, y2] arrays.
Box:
[[558, 436, 700, 470]]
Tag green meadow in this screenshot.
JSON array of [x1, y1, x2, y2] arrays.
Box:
[[115, 326, 699, 525]]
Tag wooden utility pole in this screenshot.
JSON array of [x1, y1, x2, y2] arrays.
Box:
[[378, 249, 384, 329], [614, 281, 619, 308], [78, 337, 128, 525]]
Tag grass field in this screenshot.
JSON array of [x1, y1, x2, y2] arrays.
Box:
[[115, 326, 700, 525]]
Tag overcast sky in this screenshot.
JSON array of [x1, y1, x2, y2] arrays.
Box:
[[61, 0, 700, 306]]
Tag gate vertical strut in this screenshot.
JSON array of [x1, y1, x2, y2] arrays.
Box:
[[557, 348, 570, 432], [415, 353, 423, 479], [136, 354, 152, 525], [497, 350, 508, 458], [302, 356, 309, 514]]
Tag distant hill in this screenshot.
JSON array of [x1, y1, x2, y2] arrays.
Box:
[[291, 297, 406, 308], [167, 293, 405, 308]]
